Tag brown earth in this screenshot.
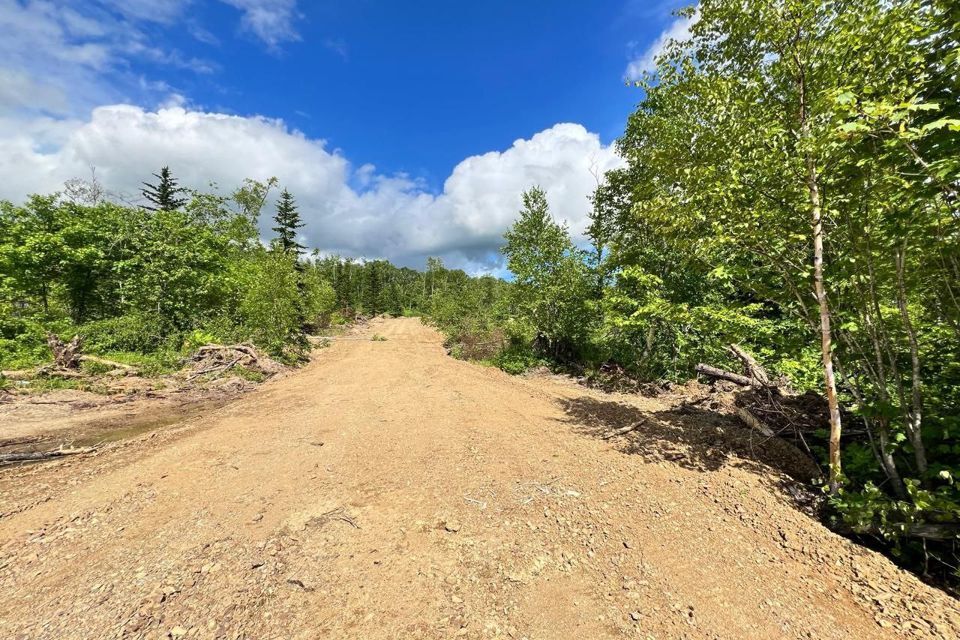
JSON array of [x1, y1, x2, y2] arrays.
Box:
[[0, 317, 957, 639]]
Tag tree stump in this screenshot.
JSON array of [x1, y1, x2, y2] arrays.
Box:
[[47, 333, 83, 369]]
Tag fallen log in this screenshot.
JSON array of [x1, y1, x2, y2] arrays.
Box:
[[0, 446, 96, 464], [695, 363, 759, 387], [602, 419, 647, 439], [851, 522, 960, 541], [195, 344, 258, 359], [728, 343, 770, 385], [36, 367, 85, 379], [1, 369, 35, 380], [735, 407, 775, 437], [80, 355, 135, 370], [903, 523, 960, 541]]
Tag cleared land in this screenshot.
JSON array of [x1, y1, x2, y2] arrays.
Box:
[[1, 317, 956, 639]]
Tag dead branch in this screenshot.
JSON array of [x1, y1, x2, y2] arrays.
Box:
[[195, 344, 259, 360], [36, 367, 85, 379], [79, 355, 135, 370], [0, 446, 96, 464], [735, 407, 775, 437], [307, 506, 359, 529], [695, 363, 760, 387], [602, 418, 647, 439], [728, 343, 770, 385], [902, 523, 960, 541], [186, 356, 243, 381]]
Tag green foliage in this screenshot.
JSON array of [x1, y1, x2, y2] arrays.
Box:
[[0, 177, 339, 368], [233, 366, 267, 383], [502, 187, 593, 361], [233, 250, 311, 357], [588, 0, 960, 584], [80, 359, 114, 376], [80, 315, 166, 354], [271, 188, 305, 256], [491, 344, 545, 375], [141, 166, 187, 212], [0, 317, 56, 369]]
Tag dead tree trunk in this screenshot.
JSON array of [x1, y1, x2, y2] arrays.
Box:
[[694, 363, 760, 387], [728, 343, 770, 386], [0, 447, 95, 464], [46, 333, 83, 369]]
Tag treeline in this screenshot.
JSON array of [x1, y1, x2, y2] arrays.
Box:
[[0, 169, 505, 372], [487, 0, 959, 585], [313, 256, 507, 332]]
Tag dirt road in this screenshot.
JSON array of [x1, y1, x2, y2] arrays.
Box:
[[1, 318, 956, 639]]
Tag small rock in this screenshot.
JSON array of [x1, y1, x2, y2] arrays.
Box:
[[630, 611, 641, 622], [444, 520, 462, 533], [169, 627, 188, 638]]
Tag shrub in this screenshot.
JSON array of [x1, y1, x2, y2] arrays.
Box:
[[79, 314, 166, 354]]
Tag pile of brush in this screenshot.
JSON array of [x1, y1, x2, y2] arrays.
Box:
[[184, 344, 284, 381]]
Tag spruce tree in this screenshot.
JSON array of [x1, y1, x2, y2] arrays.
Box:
[[141, 166, 187, 211], [271, 188, 306, 256]]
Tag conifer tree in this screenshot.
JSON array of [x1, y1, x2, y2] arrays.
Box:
[[141, 166, 187, 211], [271, 188, 306, 257]]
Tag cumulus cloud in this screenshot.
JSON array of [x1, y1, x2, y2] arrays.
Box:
[[624, 9, 698, 81], [0, 105, 622, 271]]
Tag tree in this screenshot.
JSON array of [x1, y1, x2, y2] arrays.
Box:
[[502, 187, 591, 359], [141, 166, 187, 211], [271, 188, 306, 257], [606, 0, 960, 579]]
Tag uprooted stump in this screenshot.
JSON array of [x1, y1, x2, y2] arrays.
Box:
[[184, 343, 284, 381], [47, 333, 83, 369]]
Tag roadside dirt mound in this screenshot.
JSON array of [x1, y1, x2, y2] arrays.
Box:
[[0, 317, 956, 639]]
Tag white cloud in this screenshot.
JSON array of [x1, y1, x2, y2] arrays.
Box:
[[99, 0, 189, 25], [0, 1, 617, 272], [0, 0, 218, 117], [0, 0, 303, 121], [624, 9, 698, 81], [220, 0, 301, 49], [0, 69, 69, 115], [0, 105, 623, 271]]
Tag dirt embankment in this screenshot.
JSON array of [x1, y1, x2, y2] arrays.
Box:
[[0, 317, 956, 639]]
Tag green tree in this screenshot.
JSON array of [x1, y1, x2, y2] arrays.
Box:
[[609, 0, 959, 578], [502, 187, 591, 360], [141, 166, 187, 211], [271, 188, 306, 257]]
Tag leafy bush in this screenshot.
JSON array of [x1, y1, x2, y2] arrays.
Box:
[[491, 344, 545, 375], [79, 314, 166, 354], [0, 318, 53, 369]]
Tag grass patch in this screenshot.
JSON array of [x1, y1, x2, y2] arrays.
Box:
[[233, 366, 267, 383], [97, 350, 181, 376], [22, 376, 112, 395]]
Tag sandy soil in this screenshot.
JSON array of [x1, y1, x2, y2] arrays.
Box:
[[0, 317, 956, 639]]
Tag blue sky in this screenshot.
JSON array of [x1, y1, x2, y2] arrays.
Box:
[[0, 0, 693, 271]]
